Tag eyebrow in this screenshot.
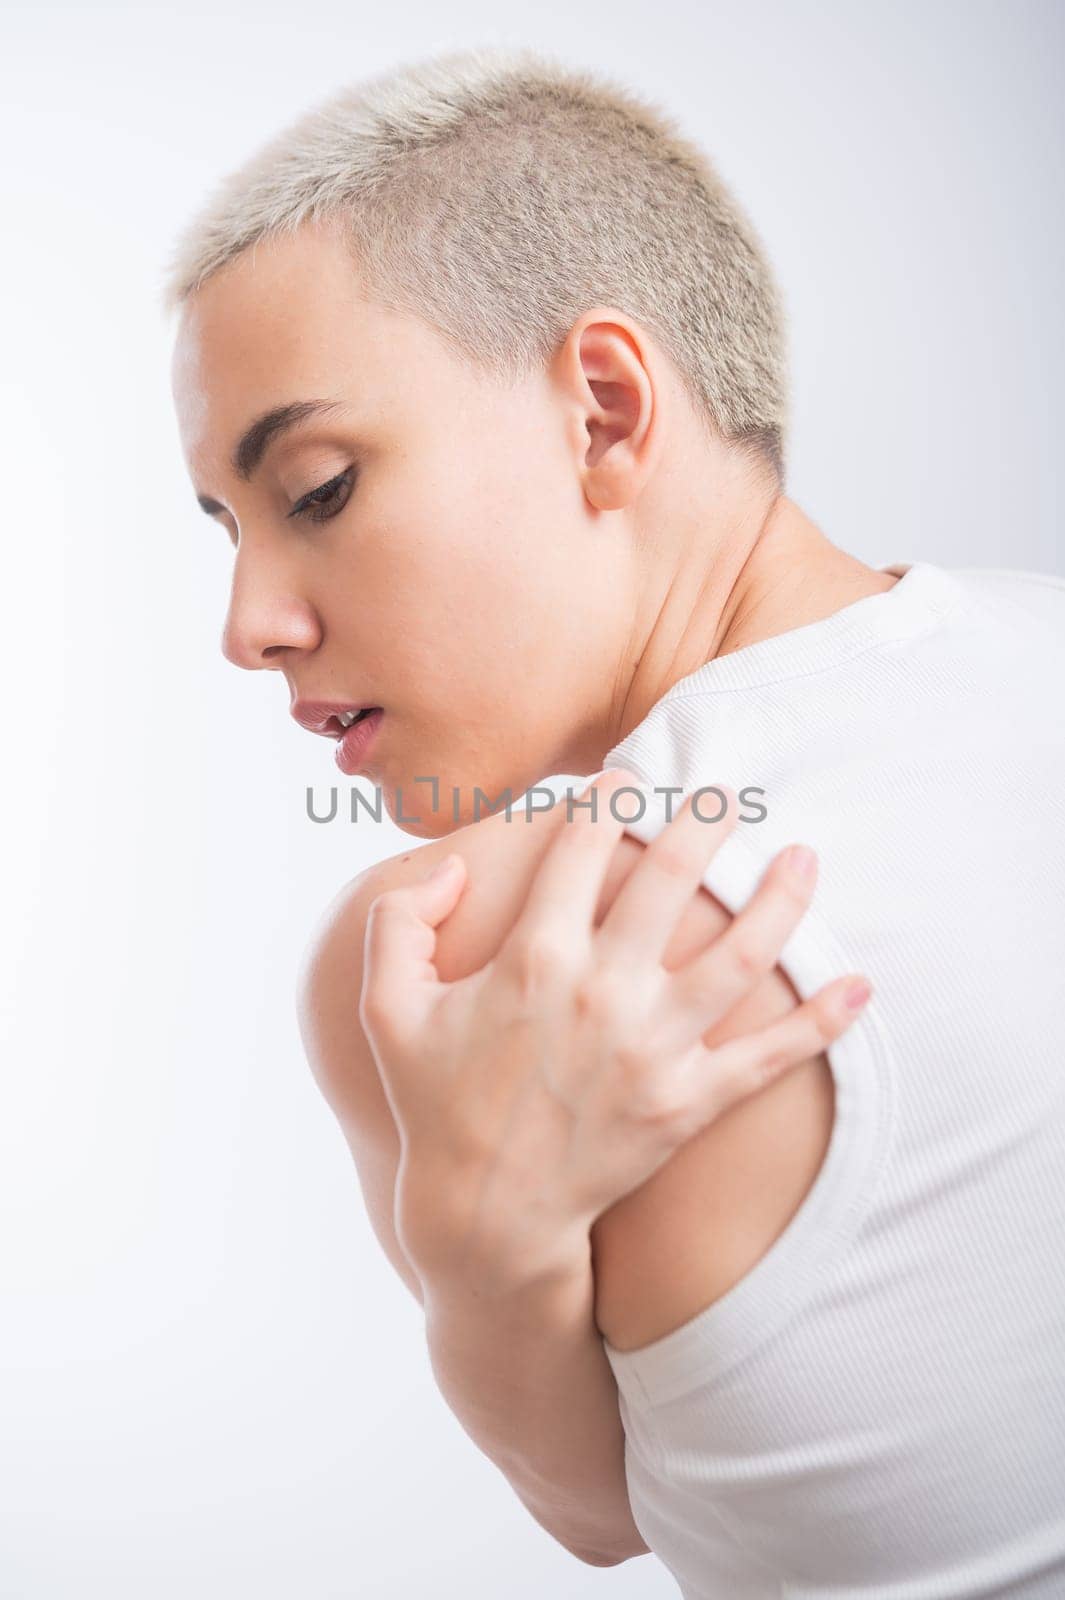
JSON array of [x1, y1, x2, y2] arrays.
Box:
[[195, 398, 348, 514]]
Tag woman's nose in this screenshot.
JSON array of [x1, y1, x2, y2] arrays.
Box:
[[220, 563, 321, 670]]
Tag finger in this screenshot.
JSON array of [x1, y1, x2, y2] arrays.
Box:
[[682, 973, 872, 1124], [595, 784, 738, 965], [503, 769, 645, 948], [359, 853, 468, 1046], [660, 842, 819, 1046]]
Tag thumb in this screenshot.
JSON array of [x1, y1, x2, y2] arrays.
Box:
[[360, 852, 467, 1045]]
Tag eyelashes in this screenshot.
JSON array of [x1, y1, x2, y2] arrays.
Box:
[[288, 466, 357, 524]]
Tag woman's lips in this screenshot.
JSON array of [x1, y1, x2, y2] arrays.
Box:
[[335, 708, 384, 775]]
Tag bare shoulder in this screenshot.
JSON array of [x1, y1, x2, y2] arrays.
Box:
[[296, 793, 834, 1348]]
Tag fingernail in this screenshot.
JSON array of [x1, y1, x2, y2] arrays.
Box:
[[786, 843, 817, 882], [423, 853, 456, 882], [845, 979, 872, 1010]]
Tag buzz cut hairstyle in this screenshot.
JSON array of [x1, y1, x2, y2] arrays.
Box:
[[162, 46, 789, 485]]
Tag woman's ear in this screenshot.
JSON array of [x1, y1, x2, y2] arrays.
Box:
[[555, 309, 663, 512]]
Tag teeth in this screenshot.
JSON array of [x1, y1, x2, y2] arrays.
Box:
[[336, 710, 359, 728]]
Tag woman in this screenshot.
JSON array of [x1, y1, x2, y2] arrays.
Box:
[[166, 46, 1065, 1596]]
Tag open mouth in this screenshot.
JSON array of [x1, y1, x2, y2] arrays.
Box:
[[330, 707, 379, 735]]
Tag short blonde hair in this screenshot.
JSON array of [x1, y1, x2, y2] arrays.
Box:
[[162, 46, 789, 483]]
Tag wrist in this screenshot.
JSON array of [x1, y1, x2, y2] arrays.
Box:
[[421, 1214, 594, 1306]]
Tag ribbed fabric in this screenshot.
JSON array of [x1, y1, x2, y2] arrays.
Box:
[[536, 562, 1065, 1598]]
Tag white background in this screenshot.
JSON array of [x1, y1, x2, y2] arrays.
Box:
[[1, 1, 1062, 1595]]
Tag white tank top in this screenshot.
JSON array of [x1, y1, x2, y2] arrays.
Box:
[[537, 562, 1065, 1598]]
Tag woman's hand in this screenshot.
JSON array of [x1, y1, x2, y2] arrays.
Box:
[[358, 769, 872, 1295]]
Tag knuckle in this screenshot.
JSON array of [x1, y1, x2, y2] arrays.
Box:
[[508, 929, 578, 990], [807, 987, 836, 1028], [753, 1046, 788, 1088], [729, 932, 767, 981], [555, 804, 618, 856], [774, 871, 813, 910], [614, 1040, 653, 1086], [572, 970, 618, 1024], [819, 992, 846, 1038], [649, 839, 697, 880], [625, 1067, 690, 1130]]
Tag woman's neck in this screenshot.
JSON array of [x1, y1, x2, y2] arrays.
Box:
[[603, 495, 898, 758]]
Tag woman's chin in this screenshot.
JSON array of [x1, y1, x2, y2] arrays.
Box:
[[375, 779, 461, 839], [377, 770, 520, 837]]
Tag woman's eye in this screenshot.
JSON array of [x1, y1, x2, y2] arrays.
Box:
[[288, 467, 356, 524]]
